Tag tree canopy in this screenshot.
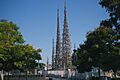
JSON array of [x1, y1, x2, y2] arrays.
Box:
[[99, 0, 120, 41], [0, 20, 42, 72], [74, 26, 119, 73], [73, 0, 120, 75]]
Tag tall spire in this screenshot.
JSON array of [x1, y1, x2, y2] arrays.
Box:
[[52, 38, 55, 70], [55, 8, 61, 69], [64, 0, 67, 27], [62, 0, 72, 69]]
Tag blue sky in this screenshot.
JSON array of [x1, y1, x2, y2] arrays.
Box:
[[0, 0, 109, 64]]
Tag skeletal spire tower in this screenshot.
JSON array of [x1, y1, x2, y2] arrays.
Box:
[[55, 9, 61, 69], [62, 0, 72, 69], [52, 38, 55, 70]]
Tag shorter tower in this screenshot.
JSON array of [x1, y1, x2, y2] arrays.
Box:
[[52, 38, 55, 70], [55, 9, 61, 70]]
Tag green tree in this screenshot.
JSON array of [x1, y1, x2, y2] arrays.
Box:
[[0, 20, 24, 71], [99, 0, 120, 78], [75, 26, 120, 76], [0, 20, 42, 73], [74, 44, 92, 73], [99, 0, 120, 26], [99, 0, 120, 40], [14, 44, 42, 71]]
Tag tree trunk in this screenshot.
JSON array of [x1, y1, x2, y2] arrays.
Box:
[[114, 72, 117, 79], [8, 71, 9, 80], [98, 67, 100, 80], [25, 70, 27, 80]]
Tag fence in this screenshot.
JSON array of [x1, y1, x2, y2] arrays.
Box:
[[4, 75, 45, 80]]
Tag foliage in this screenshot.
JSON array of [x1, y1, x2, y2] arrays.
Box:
[[75, 26, 120, 73], [99, 0, 120, 75], [14, 44, 42, 70], [99, 0, 120, 26], [99, 0, 120, 40], [74, 0, 120, 74], [37, 63, 45, 70], [0, 20, 24, 71], [0, 20, 42, 72]]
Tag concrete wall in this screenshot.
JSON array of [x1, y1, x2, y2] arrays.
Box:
[[4, 75, 45, 80], [40, 69, 76, 78]]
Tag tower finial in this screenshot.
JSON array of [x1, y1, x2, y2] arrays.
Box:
[[57, 8, 59, 19], [74, 43, 76, 49], [64, 0, 66, 8], [64, 0, 67, 26]]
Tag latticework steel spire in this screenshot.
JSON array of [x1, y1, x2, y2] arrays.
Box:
[[52, 38, 55, 70], [55, 9, 61, 69], [62, 0, 72, 69]]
